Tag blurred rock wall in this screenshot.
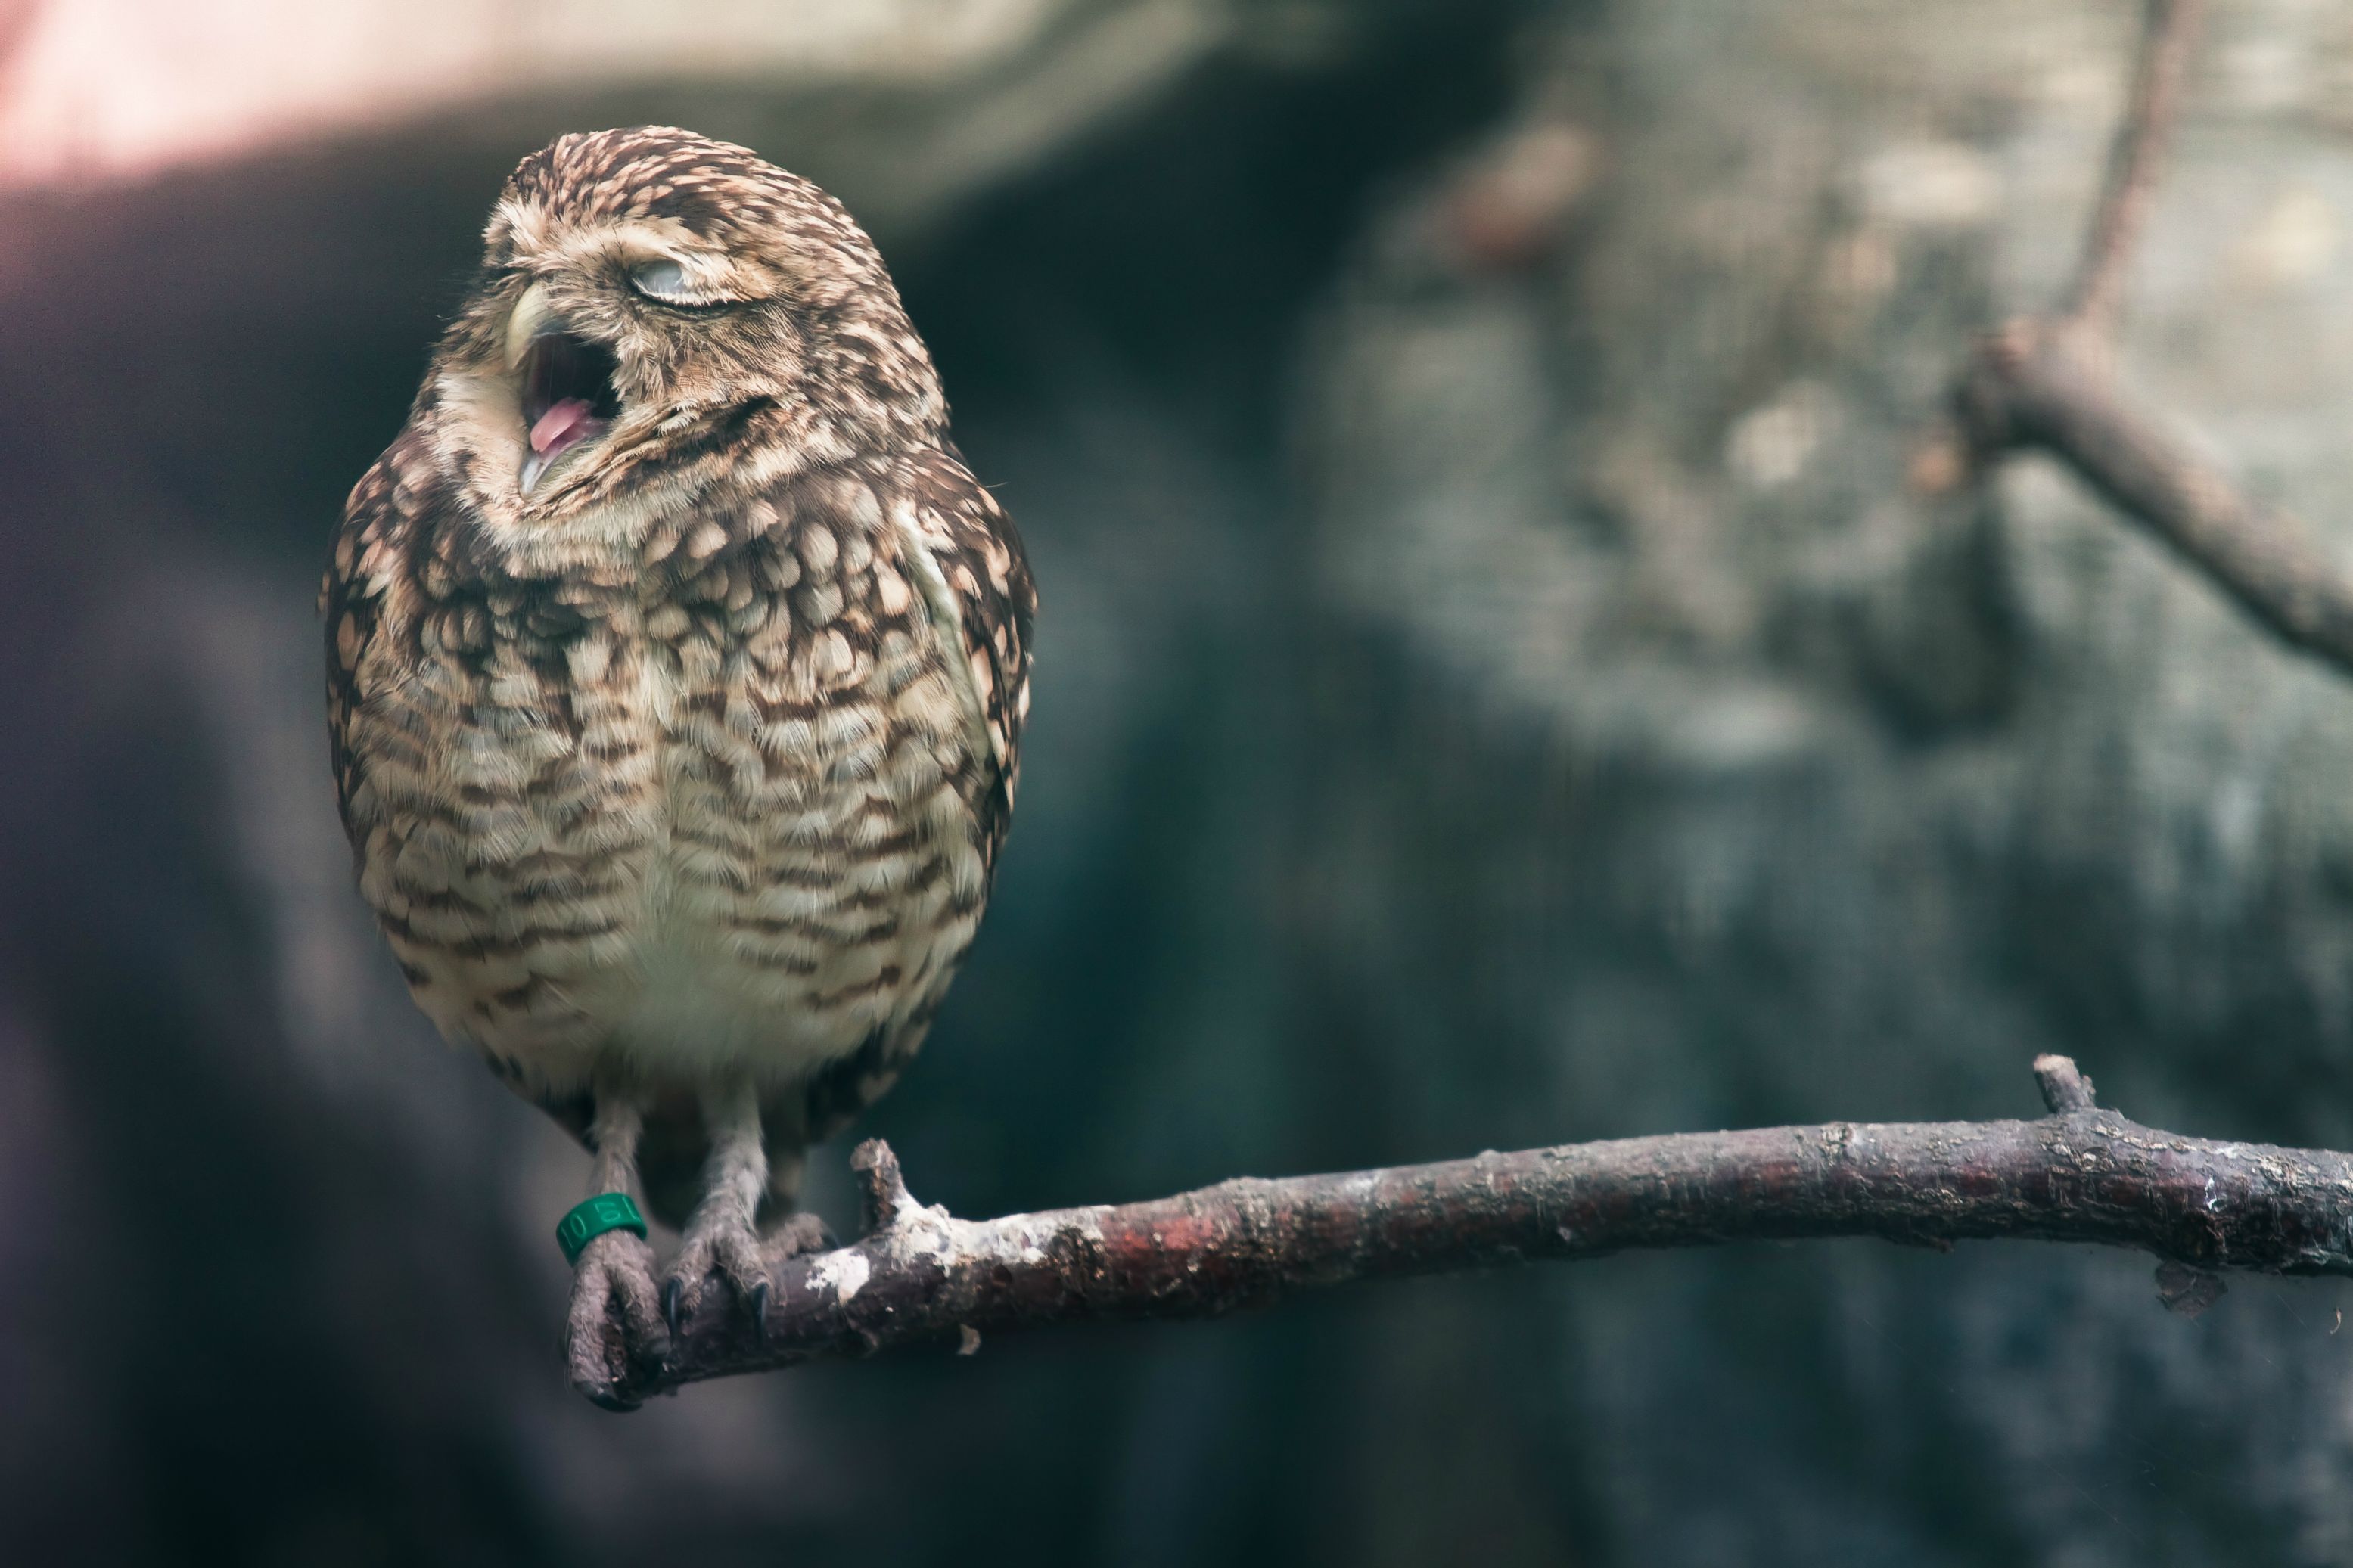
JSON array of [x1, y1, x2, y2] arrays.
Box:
[[1298, 1, 2353, 1562]]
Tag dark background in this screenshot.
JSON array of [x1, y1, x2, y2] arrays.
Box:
[[10, 1, 2353, 1562]]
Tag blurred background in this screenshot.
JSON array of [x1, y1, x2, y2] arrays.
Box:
[[11, 0, 2353, 1562]]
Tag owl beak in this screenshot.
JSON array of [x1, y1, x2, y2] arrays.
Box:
[[505, 281, 621, 495], [505, 281, 557, 371]]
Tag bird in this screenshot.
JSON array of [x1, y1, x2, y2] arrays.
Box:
[[321, 127, 1034, 1402]]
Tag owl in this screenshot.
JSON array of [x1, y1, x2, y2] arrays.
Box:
[[322, 128, 1034, 1402]]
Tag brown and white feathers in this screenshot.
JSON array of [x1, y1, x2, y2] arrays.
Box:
[[322, 128, 1034, 1224]]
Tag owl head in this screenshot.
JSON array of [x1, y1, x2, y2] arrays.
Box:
[[428, 127, 944, 524]]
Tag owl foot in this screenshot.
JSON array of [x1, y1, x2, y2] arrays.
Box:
[[564, 1228, 668, 1411], [766, 1209, 838, 1263], [664, 1214, 769, 1343]]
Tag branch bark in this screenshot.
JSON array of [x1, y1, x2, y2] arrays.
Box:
[[1943, 0, 2353, 677], [585, 1057, 2353, 1407]]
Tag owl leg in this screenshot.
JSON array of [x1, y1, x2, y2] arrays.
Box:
[[761, 1145, 837, 1263], [664, 1077, 772, 1340], [759, 1100, 836, 1264], [565, 1081, 668, 1408]]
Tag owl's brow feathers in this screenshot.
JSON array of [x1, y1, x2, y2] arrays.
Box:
[[491, 127, 887, 285]]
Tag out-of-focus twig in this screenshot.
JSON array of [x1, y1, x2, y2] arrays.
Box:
[[1956, 319, 2353, 667], [2065, 0, 2207, 333], [576, 1056, 2353, 1408], [1942, 0, 2353, 675]]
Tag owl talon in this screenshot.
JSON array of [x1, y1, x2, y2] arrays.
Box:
[[565, 1228, 667, 1408], [665, 1214, 770, 1339], [749, 1280, 772, 1341], [661, 1276, 685, 1342]]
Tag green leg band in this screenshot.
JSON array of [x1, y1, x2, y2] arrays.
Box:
[[557, 1192, 648, 1266]]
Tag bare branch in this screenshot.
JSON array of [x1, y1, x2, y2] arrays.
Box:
[[2065, 0, 2207, 334], [575, 1056, 2353, 1408], [1942, 0, 2353, 679], [1955, 320, 2353, 669]]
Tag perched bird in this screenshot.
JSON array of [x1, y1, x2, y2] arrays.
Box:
[[322, 127, 1034, 1399]]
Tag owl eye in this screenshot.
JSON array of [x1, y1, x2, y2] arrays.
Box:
[[629, 259, 719, 307]]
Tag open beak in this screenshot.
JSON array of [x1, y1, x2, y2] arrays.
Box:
[[506, 281, 622, 495], [504, 280, 557, 371]]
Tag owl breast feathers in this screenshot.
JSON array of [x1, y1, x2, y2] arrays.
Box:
[[322, 128, 1033, 1213]]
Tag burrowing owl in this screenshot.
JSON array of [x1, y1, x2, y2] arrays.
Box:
[[322, 128, 1034, 1402]]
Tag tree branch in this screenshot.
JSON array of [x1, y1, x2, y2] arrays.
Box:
[[1940, 0, 2353, 678], [2064, 0, 2206, 333], [1955, 319, 2353, 668], [579, 1056, 2353, 1407]]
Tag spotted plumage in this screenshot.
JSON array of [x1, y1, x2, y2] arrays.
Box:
[[322, 128, 1033, 1397]]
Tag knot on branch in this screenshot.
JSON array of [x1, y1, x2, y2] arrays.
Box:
[[851, 1137, 917, 1234], [2033, 1054, 2100, 1115], [1952, 317, 2117, 463]]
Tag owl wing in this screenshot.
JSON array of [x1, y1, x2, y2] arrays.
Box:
[[326, 439, 614, 1144], [794, 446, 1037, 1148], [321, 432, 434, 860], [898, 443, 1037, 875]]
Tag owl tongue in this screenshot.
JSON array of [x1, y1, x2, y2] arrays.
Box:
[[530, 396, 597, 458]]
